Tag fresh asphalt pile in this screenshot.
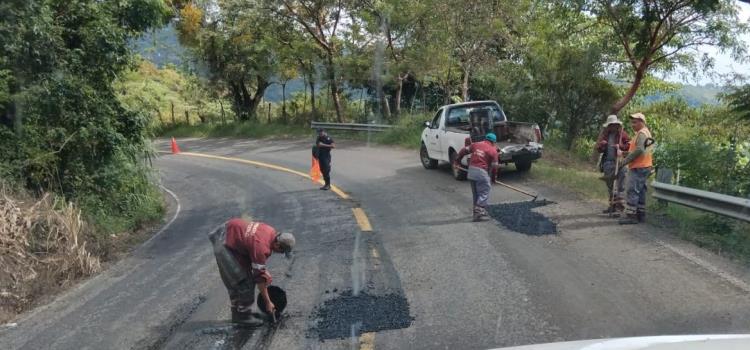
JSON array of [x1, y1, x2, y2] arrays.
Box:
[[487, 201, 558, 235], [309, 290, 413, 340]]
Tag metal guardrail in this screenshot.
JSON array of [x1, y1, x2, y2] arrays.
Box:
[[311, 121, 393, 132], [652, 181, 750, 223]]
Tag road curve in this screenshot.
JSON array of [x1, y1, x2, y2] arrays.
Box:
[[2, 137, 750, 350]]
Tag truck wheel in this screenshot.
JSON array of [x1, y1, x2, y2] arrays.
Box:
[[449, 151, 467, 181], [515, 160, 533, 172], [420, 143, 438, 169]]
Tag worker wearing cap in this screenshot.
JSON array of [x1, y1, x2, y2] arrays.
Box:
[[315, 128, 335, 190], [455, 133, 500, 221], [619, 112, 654, 225], [208, 218, 295, 324], [596, 115, 630, 216]]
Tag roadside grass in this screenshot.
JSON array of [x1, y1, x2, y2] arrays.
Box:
[[159, 122, 310, 139], [157, 115, 427, 150], [537, 144, 750, 263]]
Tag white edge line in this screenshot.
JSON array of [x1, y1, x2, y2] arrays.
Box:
[[142, 185, 182, 246], [654, 239, 750, 293]]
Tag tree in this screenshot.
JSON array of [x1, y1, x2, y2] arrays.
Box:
[[723, 84, 750, 121], [519, 1, 619, 149], [176, 0, 282, 121], [360, 0, 428, 116], [0, 0, 170, 222], [271, 0, 356, 122], [426, 0, 519, 102], [591, 0, 748, 114]]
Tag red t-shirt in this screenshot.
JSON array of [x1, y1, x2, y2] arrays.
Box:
[[224, 218, 276, 284], [457, 140, 499, 170]]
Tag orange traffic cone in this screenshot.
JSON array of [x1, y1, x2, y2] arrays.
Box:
[[171, 137, 181, 154]]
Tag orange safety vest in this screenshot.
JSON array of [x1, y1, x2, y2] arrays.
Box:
[[628, 127, 653, 169]]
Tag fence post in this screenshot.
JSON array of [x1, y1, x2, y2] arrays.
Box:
[[267, 103, 271, 124]]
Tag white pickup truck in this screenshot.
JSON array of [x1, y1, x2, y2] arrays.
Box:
[[419, 101, 543, 180]]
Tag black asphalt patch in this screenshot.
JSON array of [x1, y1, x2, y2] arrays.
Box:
[[309, 290, 413, 340], [488, 201, 558, 235]]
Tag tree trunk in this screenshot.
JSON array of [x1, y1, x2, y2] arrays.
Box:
[[394, 73, 406, 116], [220, 100, 226, 124], [171, 101, 176, 125], [281, 82, 287, 123], [268, 103, 272, 123], [309, 79, 316, 118], [184, 110, 190, 125], [233, 75, 269, 121], [443, 82, 451, 105], [461, 67, 470, 102], [302, 77, 308, 115], [610, 64, 647, 115], [378, 87, 391, 119], [326, 56, 344, 122]]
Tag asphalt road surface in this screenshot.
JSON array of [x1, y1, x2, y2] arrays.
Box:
[[2, 137, 750, 350]]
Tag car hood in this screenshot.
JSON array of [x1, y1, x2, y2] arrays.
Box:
[[493, 335, 750, 350]]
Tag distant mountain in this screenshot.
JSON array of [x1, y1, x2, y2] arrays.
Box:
[[677, 84, 723, 106], [131, 24, 187, 68]]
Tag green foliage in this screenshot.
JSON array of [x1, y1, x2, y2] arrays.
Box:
[[116, 60, 233, 128], [374, 114, 430, 148], [723, 84, 750, 121], [0, 0, 168, 233]]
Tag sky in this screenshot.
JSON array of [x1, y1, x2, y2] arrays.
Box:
[[665, 1, 750, 85]]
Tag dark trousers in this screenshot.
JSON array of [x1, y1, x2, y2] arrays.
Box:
[[318, 155, 331, 185], [209, 227, 255, 312], [625, 167, 651, 215]]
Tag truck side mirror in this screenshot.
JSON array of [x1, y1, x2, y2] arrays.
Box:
[[424, 121, 431, 128]]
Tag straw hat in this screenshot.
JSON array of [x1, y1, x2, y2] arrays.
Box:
[[602, 115, 622, 127], [629, 112, 646, 123]]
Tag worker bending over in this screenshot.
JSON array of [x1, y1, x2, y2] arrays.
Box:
[[455, 133, 500, 221]]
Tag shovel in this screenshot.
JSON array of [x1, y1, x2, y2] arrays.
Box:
[[455, 164, 552, 204]]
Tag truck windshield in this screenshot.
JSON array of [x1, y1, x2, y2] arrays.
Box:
[[445, 103, 506, 127]]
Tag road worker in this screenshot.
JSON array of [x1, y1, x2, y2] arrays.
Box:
[[455, 133, 500, 221], [315, 128, 335, 190], [596, 115, 630, 216], [619, 112, 655, 225], [208, 218, 295, 324]]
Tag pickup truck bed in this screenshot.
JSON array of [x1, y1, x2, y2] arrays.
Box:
[[420, 101, 543, 180]]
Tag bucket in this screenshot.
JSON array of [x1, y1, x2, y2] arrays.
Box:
[[257, 285, 287, 320]]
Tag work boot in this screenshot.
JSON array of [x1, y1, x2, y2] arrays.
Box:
[[231, 309, 264, 327], [618, 214, 639, 225], [601, 205, 615, 214], [636, 211, 646, 223], [473, 207, 489, 222], [319, 184, 330, 190]]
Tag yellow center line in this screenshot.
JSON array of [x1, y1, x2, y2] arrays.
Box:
[[177, 152, 351, 199], [359, 332, 375, 350], [351, 208, 373, 232]]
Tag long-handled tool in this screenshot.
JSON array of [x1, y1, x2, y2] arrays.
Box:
[[494, 179, 539, 201], [455, 165, 552, 204]]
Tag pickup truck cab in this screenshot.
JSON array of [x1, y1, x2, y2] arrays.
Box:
[[419, 101, 543, 180]]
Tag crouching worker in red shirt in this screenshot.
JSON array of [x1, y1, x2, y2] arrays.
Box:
[[208, 218, 295, 325]]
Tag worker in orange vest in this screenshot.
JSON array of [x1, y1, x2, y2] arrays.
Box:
[[619, 112, 654, 225]]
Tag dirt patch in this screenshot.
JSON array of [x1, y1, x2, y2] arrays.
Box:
[[487, 201, 558, 235], [309, 290, 412, 340]]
